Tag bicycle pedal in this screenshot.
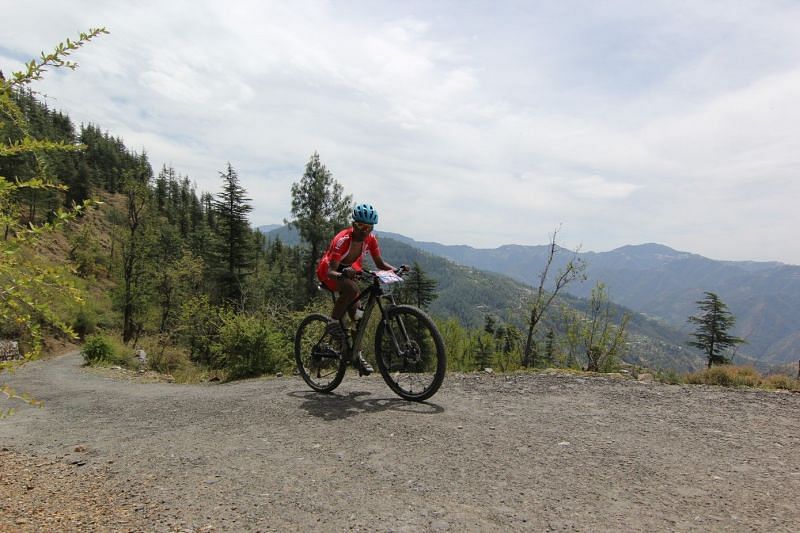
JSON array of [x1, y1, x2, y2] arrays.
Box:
[[354, 354, 374, 376]]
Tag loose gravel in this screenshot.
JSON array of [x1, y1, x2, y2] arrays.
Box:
[[1, 353, 799, 532]]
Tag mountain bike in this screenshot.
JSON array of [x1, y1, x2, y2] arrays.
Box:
[[294, 269, 446, 401]]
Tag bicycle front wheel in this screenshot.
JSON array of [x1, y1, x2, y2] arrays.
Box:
[[375, 305, 446, 401], [295, 314, 347, 393]]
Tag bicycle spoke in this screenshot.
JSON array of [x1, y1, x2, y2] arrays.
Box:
[[375, 305, 446, 401], [295, 314, 347, 392]]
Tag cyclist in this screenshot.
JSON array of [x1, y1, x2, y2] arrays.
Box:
[[316, 203, 401, 375]]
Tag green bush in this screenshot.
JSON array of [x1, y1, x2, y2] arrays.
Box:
[[69, 231, 109, 278], [179, 296, 220, 366], [80, 333, 137, 368], [135, 334, 190, 375], [213, 311, 292, 380], [81, 334, 115, 364], [655, 369, 683, 385], [73, 307, 98, 340], [148, 346, 188, 374]]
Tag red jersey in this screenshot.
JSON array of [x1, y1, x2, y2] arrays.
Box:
[[316, 228, 381, 290]]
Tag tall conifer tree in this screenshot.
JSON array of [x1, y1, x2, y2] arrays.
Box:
[[212, 163, 253, 304], [288, 152, 351, 300], [688, 292, 746, 368], [396, 261, 438, 309]]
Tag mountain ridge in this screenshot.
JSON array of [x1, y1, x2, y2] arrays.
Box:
[[376, 232, 800, 364]]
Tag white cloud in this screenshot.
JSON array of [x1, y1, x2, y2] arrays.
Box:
[[2, 0, 800, 263], [645, 69, 800, 184]]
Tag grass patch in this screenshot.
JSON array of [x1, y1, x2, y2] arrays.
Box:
[[80, 333, 135, 367], [134, 335, 228, 384], [684, 365, 799, 391], [654, 368, 683, 385], [763, 373, 800, 392]]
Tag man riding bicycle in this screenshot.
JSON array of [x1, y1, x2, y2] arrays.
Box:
[[316, 203, 401, 376]]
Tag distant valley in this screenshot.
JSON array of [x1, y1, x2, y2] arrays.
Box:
[[377, 232, 800, 366]]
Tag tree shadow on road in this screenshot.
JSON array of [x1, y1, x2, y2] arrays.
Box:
[[288, 390, 445, 421]]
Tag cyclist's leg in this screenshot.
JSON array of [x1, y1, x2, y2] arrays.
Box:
[[331, 278, 373, 375], [332, 278, 358, 320]]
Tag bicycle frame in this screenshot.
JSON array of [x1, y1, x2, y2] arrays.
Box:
[[326, 273, 398, 357], [300, 269, 446, 400]]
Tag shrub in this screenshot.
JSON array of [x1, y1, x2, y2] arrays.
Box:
[[655, 369, 683, 385], [73, 308, 98, 340], [179, 296, 220, 366], [144, 343, 187, 375], [763, 374, 800, 392], [81, 334, 115, 364], [81, 333, 136, 367], [686, 365, 766, 388], [69, 227, 110, 278], [213, 311, 292, 380], [133, 335, 211, 383]]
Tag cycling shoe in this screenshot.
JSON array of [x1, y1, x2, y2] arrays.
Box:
[[354, 352, 373, 376]]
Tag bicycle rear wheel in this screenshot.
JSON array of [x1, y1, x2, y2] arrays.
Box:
[[295, 314, 347, 393], [375, 305, 446, 401]]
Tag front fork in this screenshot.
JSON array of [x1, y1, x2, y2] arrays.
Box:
[[377, 296, 411, 359]]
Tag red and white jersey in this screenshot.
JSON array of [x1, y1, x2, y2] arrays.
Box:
[[316, 228, 381, 289]]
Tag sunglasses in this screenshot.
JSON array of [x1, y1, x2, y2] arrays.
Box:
[[353, 222, 373, 232]]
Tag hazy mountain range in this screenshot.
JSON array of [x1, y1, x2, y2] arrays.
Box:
[[379, 233, 800, 365], [260, 225, 799, 368]]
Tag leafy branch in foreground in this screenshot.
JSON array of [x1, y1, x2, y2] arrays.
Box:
[[8, 28, 109, 88], [1, 29, 107, 357], [1, 383, 43, 418], [1, 28, 108, 181]]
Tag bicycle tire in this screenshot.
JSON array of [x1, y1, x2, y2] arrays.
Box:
[[295, 313, 348, 393], [375, 305, 446, 401]]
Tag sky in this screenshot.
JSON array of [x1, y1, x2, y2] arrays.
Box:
[[3, 0, 800, 264]]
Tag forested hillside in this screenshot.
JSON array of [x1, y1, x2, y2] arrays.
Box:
[[1, 34, 715, 379]]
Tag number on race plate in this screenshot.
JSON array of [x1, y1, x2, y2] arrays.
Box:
[[376, 270, 403, 284]]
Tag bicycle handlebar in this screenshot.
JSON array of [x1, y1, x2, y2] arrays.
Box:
[[350, 266, 408, 283]]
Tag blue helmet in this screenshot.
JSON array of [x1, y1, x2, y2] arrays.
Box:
[[352, 203, 378, 224]]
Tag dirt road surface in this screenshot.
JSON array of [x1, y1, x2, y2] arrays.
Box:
[[1, 352, 798, 532]]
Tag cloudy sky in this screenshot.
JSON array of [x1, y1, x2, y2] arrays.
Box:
[[4, 1, 800, 264]]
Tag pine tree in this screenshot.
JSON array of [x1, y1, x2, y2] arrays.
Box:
[[688, 292, 746, 368], [474, 333, 494, 371], [484, 314, 497, 335], [287, 152, 351, 299], [117, 177, 153, 344], [154, 165, 170, 212], [212, 163, 253, 304], [543, 329, 556, 367], [397, 261, 438, 309]]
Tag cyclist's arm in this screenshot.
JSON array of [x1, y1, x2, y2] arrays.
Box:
[[372, 252, 397, 272], [327, 259, 351, 280], [368, 234, 398, 272]]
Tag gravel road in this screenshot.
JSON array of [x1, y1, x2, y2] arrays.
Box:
[[1, 352, 799, 532]]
